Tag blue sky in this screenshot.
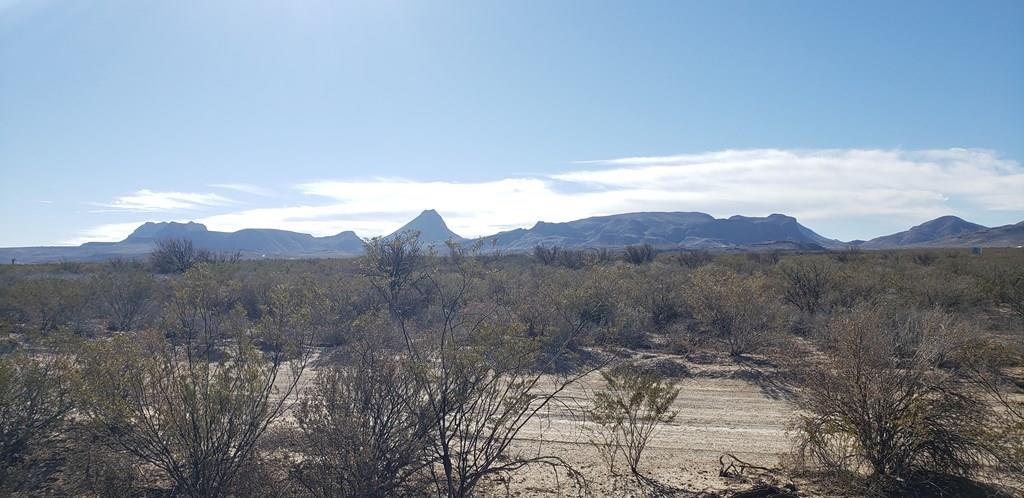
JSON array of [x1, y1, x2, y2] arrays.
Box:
[[1, 0, 1022, 246]]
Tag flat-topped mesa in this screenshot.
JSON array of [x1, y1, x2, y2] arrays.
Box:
[[123, 221, 209, 242], [481, 211, 842, 251]]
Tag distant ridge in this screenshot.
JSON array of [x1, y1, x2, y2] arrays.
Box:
[[860, 216, 986, 249], [1, 210, 1022, 264]]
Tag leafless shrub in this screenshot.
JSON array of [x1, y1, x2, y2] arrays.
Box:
[[533, 245, 561, 265], [911, 251, 939, 267], [792, 305, 994, 492], [62, 429, 144, 497], [293, 342, 431, 497], [675, 250, 714, 269], [623, 244, 655, 265], [747, 251, 780, 266], [961, 342, 1024, 478], [589, 366, 680, 484], [902, 270, 983, 313], [685, 266, 781, 356], [776, 258, 836, 316], [986, 268, 1024, 326], [57, 258, 85, 274], [829, 246, 863, 263], [368, 237, 592, 497], [363, 231, 428, 322], [532, 245, 593, 269], [151, 238, 208, 273], [589, 247, 616, 265], [93, 269, 158, 331], [634, 271, 688, 329], [557, 248, 588, 269], [150, 238, 240, 274]]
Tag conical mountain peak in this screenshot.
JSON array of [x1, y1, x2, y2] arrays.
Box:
[[388, 209, 466, 243]]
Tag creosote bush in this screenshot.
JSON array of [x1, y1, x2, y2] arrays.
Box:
[[590, 366, 680, 484], [792, 304, 993, 493], [294, 340, 430, 497], [76, 265, 315, 498], [0, 352, 74, 492], [93, 268, 157, 331]]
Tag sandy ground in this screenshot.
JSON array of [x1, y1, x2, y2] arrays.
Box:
[[273, 350, 803, 496], [482, 352, 802, 497]]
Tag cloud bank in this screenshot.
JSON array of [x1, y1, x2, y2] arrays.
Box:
[[71, 148, 1024, 244]]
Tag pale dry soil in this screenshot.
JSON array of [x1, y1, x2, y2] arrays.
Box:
[[482, 352, 806, 497], [272, 350, 826, 497]]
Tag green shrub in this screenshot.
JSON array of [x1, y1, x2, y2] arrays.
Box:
[[590, 366, 680, 483]]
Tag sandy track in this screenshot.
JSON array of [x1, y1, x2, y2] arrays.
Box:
[[495, 356, 799, 496]]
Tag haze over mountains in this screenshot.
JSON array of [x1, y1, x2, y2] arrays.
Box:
[[1, 210, 1022, 263]]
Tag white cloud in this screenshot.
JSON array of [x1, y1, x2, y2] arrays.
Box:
[[556, 148, 1024, 223], [63, 221, 151, 245], [72, 148, 1024, 243], [94, 189, 235, 212]]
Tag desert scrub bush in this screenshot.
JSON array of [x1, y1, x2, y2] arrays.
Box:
[[57, 258, 85, 274], [93, 268, 158, 331], [623, 243, 655, 265], [775, 257, 836, 316], [899, 269, 983, 313], [76, 266, 315, 498], [589, 247, 616, 265], [910, 251, 939, 267], [150, 237, 208, 273], [362, 231, 430, 323], [962, 342, 1024, 478], [367, 238, 591, 497], [792, 304, 994, 493], [61, 430, 144, 497], [150, 238, 241, 274], [532, 245, 561, 265], [294, 342, 431, 497], [630, 266, 689, 329], [985, 267, 1024, 327], [746, 251, 780, 267], [0, 352, 74, 492], [685, 265, 781, 356], [674, 249, 714, 269], [590, 366, 680, 484], [9, 277, 91, 332]]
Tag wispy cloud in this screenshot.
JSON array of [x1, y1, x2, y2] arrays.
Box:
[[72, 148, 1024, 243], [94, 189, 235, 212], [209, 183, 277, 197]]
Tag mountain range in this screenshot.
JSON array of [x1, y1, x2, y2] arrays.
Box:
[[1, 210, 1021, 263]]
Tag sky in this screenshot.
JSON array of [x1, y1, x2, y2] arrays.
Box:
[[1, 0, 1022, 246]]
